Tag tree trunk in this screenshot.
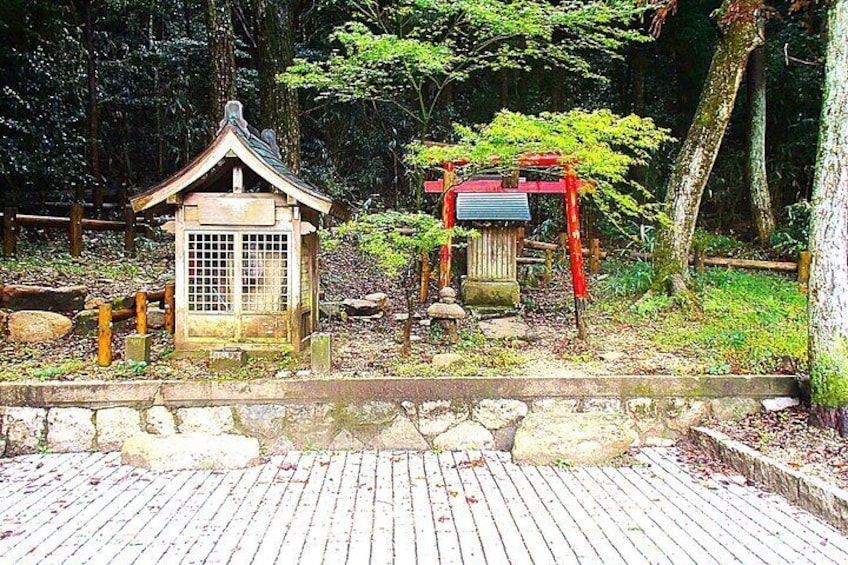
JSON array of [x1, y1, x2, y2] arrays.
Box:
[[746, 39, 776, 243], [203, 0, 236, 126], [256, 0, 300, 173], [81, 0, 101, 211], [808, 0, 848, 436], [652, 0, 764, 291]]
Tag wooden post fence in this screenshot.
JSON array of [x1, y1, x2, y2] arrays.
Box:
[[98, 304, 112, 367], [136, 291, 148, 334], [124, 204, 136, 252], [96, 285, 175, 368], [798, 251, 811, 284], [3, 207, 17, 258], [69, 203, 84, 257], [589, 238, 601, 274], [164, 283, 175, 334]]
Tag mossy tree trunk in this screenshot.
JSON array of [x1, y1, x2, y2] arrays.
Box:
[[203, 0, 236, 126], [809, 0, 848, 436], [652, 0, 764, 292], [256, 0, 300, 173], [746, 38, 775, 243]]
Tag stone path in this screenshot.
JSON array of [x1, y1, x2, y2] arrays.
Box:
[[1, 448, 846, 564]]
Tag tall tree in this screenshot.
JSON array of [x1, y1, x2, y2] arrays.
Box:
[[808, 0, 848, 436], [79, 0, 100, 210], [746, 31, 775, 243], [255, 0, 300, 172], [651, 0, 764, 292], [203, 0, 236, 124]]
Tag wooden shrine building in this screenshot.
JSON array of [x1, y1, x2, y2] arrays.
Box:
[[131, 101, 341, 352]]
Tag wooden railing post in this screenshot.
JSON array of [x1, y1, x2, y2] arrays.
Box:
[[136, 291, 148, 334], [544, 249, 553, 284], [590, 238, 601, 274], [69, 203, 84, 257], [164, 283, 175, 334], [3, 207, 18, 258], [798, 251, 811, 284], [123, 204, 136, 253], [97, 304, 112, 367], [694, 244, 706, 274]]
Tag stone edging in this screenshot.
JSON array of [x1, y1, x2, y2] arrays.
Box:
[[0, 375, 800, 409], [689, 426, 848, 534]]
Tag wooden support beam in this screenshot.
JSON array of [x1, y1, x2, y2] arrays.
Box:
[[69, 204, 84, 257], [3, 207, 17, 258], [135, 291, 148, 335], [523, 239, 559, 251], [97, 304, 112, 367], [517, 256, 547, 265]]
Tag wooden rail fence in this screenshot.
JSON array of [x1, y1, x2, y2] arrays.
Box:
[[97, 284, 175, 367], [2, 204, 149, 259]]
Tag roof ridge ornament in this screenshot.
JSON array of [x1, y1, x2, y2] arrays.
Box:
[[260, 129, 281, 158], [218, 100, 248, 134]]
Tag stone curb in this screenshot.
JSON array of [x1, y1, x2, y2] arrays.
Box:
[[0, 375, 800, 408], [689, 426, 848, 534]]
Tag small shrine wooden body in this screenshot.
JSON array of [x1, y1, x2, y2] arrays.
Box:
[[132, 101, 339, 352]]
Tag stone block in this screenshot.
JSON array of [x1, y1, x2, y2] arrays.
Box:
[[234, 404, 287, 440], [125, 334, 152, 363], [177, 406, 235, 435], [96, 407, 142, 452], [1, 284, 86, 313], [478, 316, 532, 340], [311, 333, 332, 374], [209, 348, 247, 372], [434, 421, 494, 450], [472, 399, 528, 430], [432, 353, 463, 369], [122, 433, 260, 471], [328, 429, 365, 450], [145, 406, 176, 436], [369, 416, 428, 450], [2, 407, 46, 456], [493, 426, 517, 451], [710, 398, 761, 421], [47, 407, 95, 452], [512, 412, 638, 466], [462, 279, 520, 308], [530, 399, 580, 415], [417, 400, 468, 437], [581, 398, 622, 413]]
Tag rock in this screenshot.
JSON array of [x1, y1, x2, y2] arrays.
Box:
[[284, 403, 336, 448], [434, 421, 494, 450], [2, 407, 46, 456], [234, 405, 287, 440], [439, 287, 457, 304], [269, 436, 295, 454], [342, 298, 381, 317], [418, 400, 468, 436], [599, 351, 626, 362], [472, 399, 528, 430], [147, 307, 166, 330], [96, 408, 143, 452], [328, 429, 365, 450], [512, 413, 638, 466], [333, 402, 399, 428], [364, 292, 389, 308], [582, 398, 622, 413], [665, 399, 708, 433], [145, 406, 176, 436], [479, 317, 532, 340], [319, 301, 344, 320], [8, 310, 73, 342], [177, 407, 234, 435], [122, 433, 260, 471], [0, 310, 7, 334], [761, 397, 800, 412], [85, 296, 106, 310], [710, 398, 761, 420], [493, 426, 517, 451], [1, 284, 86, 313], [369, 417, 429, 450], [432, 353, 463, 368], [47, 408, 95, 452], [209, 348, 247, 372], [427, 302, 466, 320], [530, 399, 580, 415]]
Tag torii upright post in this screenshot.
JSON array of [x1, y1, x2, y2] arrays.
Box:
[[439, 163, 457, 289], [563, 172, 588, 339]]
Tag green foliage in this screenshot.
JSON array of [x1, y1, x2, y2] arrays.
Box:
[[598, 259, 654, 296], [327, 211, 474, 279], [408, 109, 673, 229], [810, 340, 848, 408], [692, 230, 746, 256], [599, 261, 806, 373], [770, 201, 811, 257]]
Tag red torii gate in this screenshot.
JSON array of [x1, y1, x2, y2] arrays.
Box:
[[424, 153, 589, 337]]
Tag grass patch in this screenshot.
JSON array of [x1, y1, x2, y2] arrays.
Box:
[[597, 262, 806, 373]]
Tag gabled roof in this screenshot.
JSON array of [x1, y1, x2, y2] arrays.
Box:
[[131, 101, 335, 215], [457, 192, 531, 221]]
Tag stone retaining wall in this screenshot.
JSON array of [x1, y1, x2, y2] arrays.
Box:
[[0, 376, 800, 458]]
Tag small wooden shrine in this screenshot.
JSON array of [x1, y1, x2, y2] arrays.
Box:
[[131, 101, 341, 352]]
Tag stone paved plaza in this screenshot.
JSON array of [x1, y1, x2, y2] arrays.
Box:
[[1, 448, 846, 564]]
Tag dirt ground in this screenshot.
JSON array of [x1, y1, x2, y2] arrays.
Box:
[[0, 229, 734, 381]]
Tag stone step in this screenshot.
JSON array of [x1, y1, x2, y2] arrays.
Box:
[[121, 433, 260, 472]]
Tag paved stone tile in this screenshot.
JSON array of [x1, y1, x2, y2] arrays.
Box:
[[1, 448, 846, 564]]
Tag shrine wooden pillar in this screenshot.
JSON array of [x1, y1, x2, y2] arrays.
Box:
[[563, 173, 588, 339], [438, 163, 456, 289]]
